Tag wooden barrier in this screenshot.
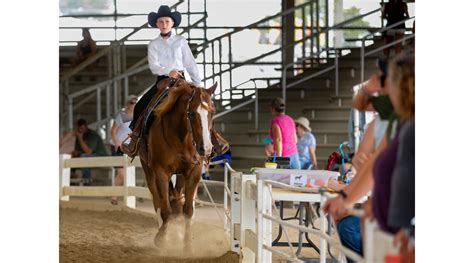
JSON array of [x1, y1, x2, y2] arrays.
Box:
[[230, 169, 396, 263], [59, 154, 235, 246]]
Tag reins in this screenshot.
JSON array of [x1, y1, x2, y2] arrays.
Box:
[[185, 87, 201, 164]]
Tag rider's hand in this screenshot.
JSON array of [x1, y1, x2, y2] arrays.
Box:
[[169, 70, 183, 79]]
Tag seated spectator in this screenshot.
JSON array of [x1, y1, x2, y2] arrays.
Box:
[[294, 117, 318, 169], [70, 28, 97, 66], [323, 62, 396, 262], [326, 53, 414, 262], [72, 119, 108, 184], [370, 53, 415, 233], [109, 95, 137, 204]]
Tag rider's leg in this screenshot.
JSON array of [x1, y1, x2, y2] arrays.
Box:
[[122, 85, 159, 156]]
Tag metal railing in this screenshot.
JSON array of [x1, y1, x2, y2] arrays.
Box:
[[360, 16, 415, 84], [60, 0, 384, 139], [213, 6, 383, 129], [60, 0, 207, 133], [351, 16, 415, 150]]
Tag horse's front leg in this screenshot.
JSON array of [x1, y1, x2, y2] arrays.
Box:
[[183, 165, 201, 218], [154, 170, 172, 225], [170, 175, 185, 214]]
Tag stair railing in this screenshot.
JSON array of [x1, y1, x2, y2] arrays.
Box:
[[352, 30, 415, 151], [213, 6, 384, 132], [60, 0, 211, 132], [360, 16, 415, 84]]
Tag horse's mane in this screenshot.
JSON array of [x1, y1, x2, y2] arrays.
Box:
[[153, 80, 197, 120]]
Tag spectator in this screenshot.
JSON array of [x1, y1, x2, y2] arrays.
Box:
[[109, 95, 137, 205], [371, 53, 415, 233], [72, 119, 108, 184], [382, 0, 409, 58], [325, 54, 414, 262], [265, 97, 300, 169], [294, 117, 318, 169], [324, 62, 396, 262], [71, 28, 97, 66]]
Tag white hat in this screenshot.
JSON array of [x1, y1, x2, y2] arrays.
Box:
[[295, 117, 311, 132]]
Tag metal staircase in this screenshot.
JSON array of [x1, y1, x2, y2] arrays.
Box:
[[59, 0, 414, 172]]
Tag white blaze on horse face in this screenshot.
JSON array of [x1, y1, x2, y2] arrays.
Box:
[[197, 105, 213, 155]]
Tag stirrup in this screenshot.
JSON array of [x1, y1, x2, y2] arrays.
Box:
[[121, 132, 140, 158]]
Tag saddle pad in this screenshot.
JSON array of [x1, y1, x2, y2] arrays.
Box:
[[143, 88, 170, 135]]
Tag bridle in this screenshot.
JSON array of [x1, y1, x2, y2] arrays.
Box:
[[183, 82, 211, 162]]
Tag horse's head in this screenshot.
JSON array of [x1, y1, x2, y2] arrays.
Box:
[[186, 82, 217, 157]]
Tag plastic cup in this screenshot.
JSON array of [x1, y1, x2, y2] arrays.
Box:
[[264, 162, 278, 169]]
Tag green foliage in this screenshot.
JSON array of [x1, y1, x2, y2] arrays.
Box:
[[343, 6, 370, 40]]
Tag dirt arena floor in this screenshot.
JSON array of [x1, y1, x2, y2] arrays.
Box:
[[60, 196, 342, 263], [60, 200, 239, 263]]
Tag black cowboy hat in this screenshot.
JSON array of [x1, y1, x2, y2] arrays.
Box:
[[148, 5, 181, 28]]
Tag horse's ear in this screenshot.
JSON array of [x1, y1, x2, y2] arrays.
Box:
[[207, 82, 218, 95]]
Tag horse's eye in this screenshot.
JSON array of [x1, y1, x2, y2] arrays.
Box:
[[189, 112, 196, 118]]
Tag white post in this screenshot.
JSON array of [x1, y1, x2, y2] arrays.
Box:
[[257, 179, 272, 262], [319, 194, 327, 263], [224, 163, 228, 227], [364, 218, 376, 263], [240, 174, 257, 254], [59, 154, 71, 201], [263, 181, 272, 262], [231, 172, 242, 253], [123, 155, 136, 208]]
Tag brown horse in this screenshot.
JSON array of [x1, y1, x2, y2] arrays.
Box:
[[138, 78, 217, 232]]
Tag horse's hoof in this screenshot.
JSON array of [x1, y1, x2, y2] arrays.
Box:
[[154, 229, 166, 247]]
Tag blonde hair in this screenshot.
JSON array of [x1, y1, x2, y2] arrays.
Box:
[[389, 53, 415, 121]]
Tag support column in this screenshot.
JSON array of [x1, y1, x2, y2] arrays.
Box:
[[282, 0, 295, 77], [334, 0, 344, 48], [123, 155, 136, 208], [59, 154, 71, 201]]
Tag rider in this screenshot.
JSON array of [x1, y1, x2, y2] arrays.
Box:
[[121, 5, 228, 157]]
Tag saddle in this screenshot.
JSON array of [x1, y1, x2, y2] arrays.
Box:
[[121, 79, 230, 160], [121, 80, 176, 158]]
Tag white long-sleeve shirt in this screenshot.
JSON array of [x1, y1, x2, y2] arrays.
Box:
[[147, 31, 201, 86]]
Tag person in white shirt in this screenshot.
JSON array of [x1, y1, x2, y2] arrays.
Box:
[[122, 5, 229, 157], [110, 95, 136, 205], [122, 5, 200, 155]]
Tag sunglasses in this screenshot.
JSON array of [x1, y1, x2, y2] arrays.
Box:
[[128, 101, 137, 105]]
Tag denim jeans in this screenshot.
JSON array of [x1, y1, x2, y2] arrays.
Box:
[[286, 153, 301, 169], [299, 158, 312, 169], [337, 215, 363, 263], [79, 153, 97, 181]]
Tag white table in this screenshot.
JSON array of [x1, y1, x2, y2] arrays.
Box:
[[231, 168, 340, 263]]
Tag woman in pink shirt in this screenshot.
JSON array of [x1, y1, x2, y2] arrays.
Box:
[[265, 97, 301, 169]]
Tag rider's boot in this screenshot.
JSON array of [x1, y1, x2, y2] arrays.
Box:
[[210, 129, 229, 155], [121, 119, 143, 158]]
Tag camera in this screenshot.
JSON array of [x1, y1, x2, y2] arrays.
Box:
[[376, 58, 388, 87]]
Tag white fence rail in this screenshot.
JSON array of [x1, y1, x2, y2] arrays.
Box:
[[230, 170, 399, 263], [59, 154, 234, 212]]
